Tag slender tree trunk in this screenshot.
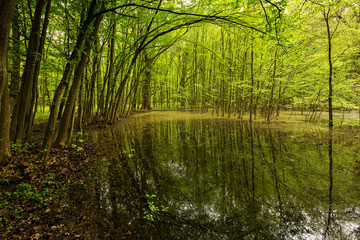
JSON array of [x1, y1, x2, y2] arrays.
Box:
[[142, 52, 152, 110], [267, 48, 277, 123], [239, 46, 248, 119], [249, 40, 254, 122], [85, 38, 99, 124], [324, 9, 333, 127], [104, 22, 116, 117], [179, 51, 188, 108], [77, 74, 85, 133], [220, 29, 225, 117]]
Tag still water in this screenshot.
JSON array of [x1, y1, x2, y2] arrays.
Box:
[[87, 112, 360, 239]]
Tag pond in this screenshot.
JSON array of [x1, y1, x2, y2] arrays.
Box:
[[87, 111, 360, 239]]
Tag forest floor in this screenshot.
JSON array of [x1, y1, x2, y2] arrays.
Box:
[[0, 109, 359, 239], [0, 122, 108, 240]]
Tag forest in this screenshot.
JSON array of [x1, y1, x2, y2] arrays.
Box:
[[1, 0, 360, 239]]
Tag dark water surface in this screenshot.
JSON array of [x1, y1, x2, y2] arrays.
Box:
[[87, 112, 360, 239]]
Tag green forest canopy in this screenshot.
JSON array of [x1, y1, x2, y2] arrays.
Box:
[[0, 0, 359, 163]]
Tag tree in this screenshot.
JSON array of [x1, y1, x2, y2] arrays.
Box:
[[0, 0, 17, 165]]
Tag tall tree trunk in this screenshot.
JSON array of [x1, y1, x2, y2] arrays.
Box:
[[249, 40, 254, 122], [104, 22, 116, 117], [77, 74, 85, 133], [267, 48, 277, 123], [142, 52, 152, 110], [0, 0, 17, 165], [324, 9, 333, 127], [9, 5, 21, 110], [85, 38, 99, 124], [179, 51, 188, 108], [220, 28, 225, 117], [0, 88, 11, 165]]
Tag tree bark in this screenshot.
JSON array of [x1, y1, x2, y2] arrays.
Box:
[[0, 0, 17, 165], [9, 5, 21, 110]]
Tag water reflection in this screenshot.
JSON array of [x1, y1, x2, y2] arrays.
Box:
[[88, 114, 360, 239]]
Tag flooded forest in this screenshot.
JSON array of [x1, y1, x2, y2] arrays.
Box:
[[1, 0, 360, 239]]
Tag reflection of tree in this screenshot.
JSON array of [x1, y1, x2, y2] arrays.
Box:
[[324, 127, 333, 239], [92, 117, 341, 239], [250, 122, 255, 201]]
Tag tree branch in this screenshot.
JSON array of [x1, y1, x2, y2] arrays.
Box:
[[91, 3, 266, 33]]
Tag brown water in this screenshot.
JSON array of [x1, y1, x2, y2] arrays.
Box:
[[85, 111, 360, 239]]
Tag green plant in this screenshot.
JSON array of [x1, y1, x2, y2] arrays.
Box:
[[0, 200, 9, 209], [38, 148, 48, 155], [76, 146, 84, 152], [87, 173, 100, 183], [13, 209, 23, 218], [101, 157, 110, 171], [0, 179, 9, 184], [10, 142, 35, 151], [73, 179, 86, 186], [142, 194, 169, 222], [16, 182, 44, 202], [6, 225, 12, 233], [123, 148, 135, 158], [0, 179, 62, 209], [77, 138, 84, 143]]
